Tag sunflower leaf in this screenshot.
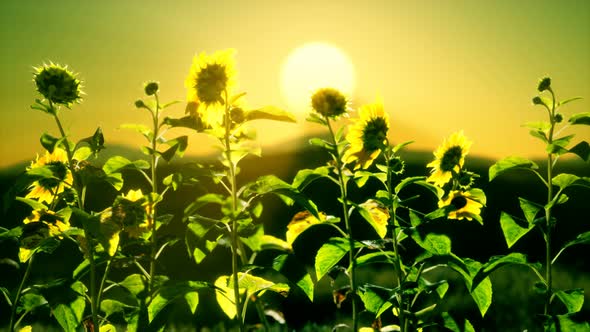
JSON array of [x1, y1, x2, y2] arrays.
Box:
[[569, 112, 590, 126], [500, 212, 535, 248], [555, 289, 584, 313], [40, 133, 60, 153], [488, 156, 539, 181], [546, 134, 574, 155], [245, 106, 297, 123], [568, 141, 590, 162], [472, 253, 541, 292], [558, 97, 582, 107], [292, 167, 331, 190], [315, 237, 351, 281]]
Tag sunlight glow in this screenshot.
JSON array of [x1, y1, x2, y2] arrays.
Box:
[[280, 42, 355, 117]]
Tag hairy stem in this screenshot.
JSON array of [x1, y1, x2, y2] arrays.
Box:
[[544, 90, 557, 316], [148, 93, 161, 295]]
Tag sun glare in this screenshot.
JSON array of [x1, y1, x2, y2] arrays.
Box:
[[280, 42, 355, 117]]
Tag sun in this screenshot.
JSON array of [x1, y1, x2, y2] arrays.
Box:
[[280, 42, 355, 117]]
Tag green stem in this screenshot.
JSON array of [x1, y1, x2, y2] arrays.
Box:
[[97, 247, 118, 308], [544, 89, 557, 317], [9, 254, 34, 332], [223, 91, 244, 332], [53, 106, 99, 331], [148, 93, 161, 295], [385, 147, 408, 332], [326, 119, 358, 331]]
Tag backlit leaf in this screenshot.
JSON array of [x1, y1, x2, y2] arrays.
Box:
[[489, 156, 539, 181], [245, 106, 297, 123], [500, 212, 535, 248], [315, 237, 351, 281], [569, 112, 590, 126], [555, 289, 584, 313], [568, 141, 590, 162]]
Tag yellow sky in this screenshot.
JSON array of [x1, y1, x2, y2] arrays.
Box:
[[1, 1, 589, 168]]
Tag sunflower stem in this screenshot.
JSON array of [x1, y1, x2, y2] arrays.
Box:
[[53, 107, 99, 331], [223, 90, 245, 332], [327, 118, 358, 332], [148, 93, 161, 296], [9, 254, 34, 332], [385, 147, 408, 332], [543, 88, 557, 318]]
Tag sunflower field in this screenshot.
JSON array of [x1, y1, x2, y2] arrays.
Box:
[[1, 49, 589, 332]]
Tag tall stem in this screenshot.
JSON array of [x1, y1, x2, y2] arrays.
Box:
[[53, 106, 98, 330], [148, 94, 161, 294], [544, 90, 556, 316], [385, 148, 407, 331], [223, 91, 244, 332], [327, 119, 358, 331], [9, 255, 34, 332]]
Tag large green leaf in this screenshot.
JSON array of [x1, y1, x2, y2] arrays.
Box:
[[119, 274, 147, 298], [101, 299, 137, 318], [356, 201, 388, 239], [315, 237, 351, 281], [44, 281, 86, 332], [359, 285, 392, 316], [411, 232, 451, 255], [555, 289, 584, 313], [500, 212, 535, 248], [356, 251, 396, 267], [394, 176, 442, 197], [569, 112, 590, 126], [245, 106, 297, 123], [518, 198, 542, 224], [546, 134, 575, 155], [19, 293, 48, 314], [148, 281, 208, 322], [160, 136, 189, 161], [441, 312, 476, 332], [489, 156, 539, 181]]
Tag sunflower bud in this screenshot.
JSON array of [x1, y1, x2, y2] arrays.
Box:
[[144, 81, 159, 96], [311, 88, 348, 118], [135, 99, 146, 109], [554, 113, 563, 123], [537, 77, 551, 92], [230, 107, 246, 124], [33, 63, 83, 106]]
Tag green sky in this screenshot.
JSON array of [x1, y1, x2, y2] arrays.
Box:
[[1, 0, 589, 167]]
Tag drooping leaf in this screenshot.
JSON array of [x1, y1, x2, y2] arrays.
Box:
[[119, 274, 147, 298], [291, 167, 331, 190], [315, 237, 351, 281], [103, 156, 149, 175], [15, 197, 48, 210], [489, 156, 539, 181], [500, 212, 535, 248], [40, 132, 59, 152], [245, 106, 297, 123], [472, 253, 541, 291], [552, 173, 590, 190], [569, 112, 590, 126], [160, 136, 188, 161], [395, 176, 441, 198], [356, 251, 396, 267], [568, 141, 590, 162], [246, 175, 319, 218], [518, 198, 542, 224], [162, 115, 206, 131], [546, 134, 574, 155], [101, 299, 137, 318], [360, 285, 392, 315], [18, 293, 48, 314], [555, 289, 584, 313], [553, 231, 590, 264], [356, 200, 389, 239]]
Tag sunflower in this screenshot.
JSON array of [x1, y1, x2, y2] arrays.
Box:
[[426, 131, 472, 187], [25, 148, 73, 204], [343, 97, 389, 170], [33, 62, 83, 106], [23, 208, 70, 237], [185, 49, 237, 127], [438, 190, 483, 221], [310, 87, 348, 118], [118, 189, 151, 238]]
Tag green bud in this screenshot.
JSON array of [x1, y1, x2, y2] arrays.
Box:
[[554, 113, 563, 123], [135, 99, 146, 108], [537, 77, 551, 92], [144, 81, 159, 96]]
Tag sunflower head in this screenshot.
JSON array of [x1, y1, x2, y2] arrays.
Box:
[[185, 49, 237, 126], [438, 190, 483, 221], [343, 97, 389, 170], [33, 63, 83, 106], [310, 88, 348, 118], [426, 131, 472, 187], [25, 148, 73, 204], [23, 208, 70, 237], [111, 189, 151, 238]]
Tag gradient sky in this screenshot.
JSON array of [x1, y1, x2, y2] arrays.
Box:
[[1, 1, 589, 168]]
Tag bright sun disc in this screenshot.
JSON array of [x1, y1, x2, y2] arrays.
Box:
[[280, 42, 355, 116]]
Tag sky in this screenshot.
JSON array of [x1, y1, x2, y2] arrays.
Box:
[[1, 0, 589, 168]]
